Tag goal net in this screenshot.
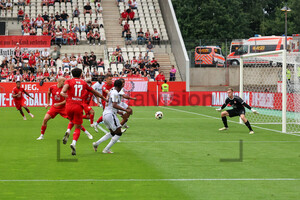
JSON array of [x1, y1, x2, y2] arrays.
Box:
[[240, 50, 300, 133]]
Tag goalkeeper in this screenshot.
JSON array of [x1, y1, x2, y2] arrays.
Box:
[[216, 88, 259, 134]]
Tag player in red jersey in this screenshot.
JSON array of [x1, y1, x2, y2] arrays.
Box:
[[94, 74, 114, 130], [82, 80, 97, 129], [12, 81, 34, 120], [37, 77, 93, 140], [60, 68, 106, 155]]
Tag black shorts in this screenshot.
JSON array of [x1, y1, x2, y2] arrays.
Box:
[[226, 109, 245, 118]]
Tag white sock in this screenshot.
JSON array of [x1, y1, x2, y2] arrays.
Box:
[[71, 140, 76, 146], [104, 135, 120, 151], [95, 133, 112, 146], [67, 129, 71, 133], [97, 125, 109, 134], [85, 130, 90, 135]]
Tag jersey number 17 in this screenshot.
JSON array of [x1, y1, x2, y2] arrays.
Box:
[[74, 84, 83, 97]]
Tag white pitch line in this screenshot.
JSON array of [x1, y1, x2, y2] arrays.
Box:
[[122, 141, 300, 143], [160, 107, 300, 137], [0, 178, 300, 182]]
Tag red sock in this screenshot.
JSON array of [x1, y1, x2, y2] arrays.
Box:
[[96, 116, 103, 124], [41, 125, 47, 135], [67, 122, 74, 130], [81, 125, 86, 132], [73, 128, 81, 141], [90, 114, 94, 124], [82, 115, 87, 119]]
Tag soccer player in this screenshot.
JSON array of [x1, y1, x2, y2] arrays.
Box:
[[37, 77, 93, 140], [92, 77, 105, 107], [94, 74, 114, 130], [60, 68, 106, 155], [82, 80, 96, 129], [12, 80, 34, 120], [216, 88, 259, 134], [93, 79, 131, 153]]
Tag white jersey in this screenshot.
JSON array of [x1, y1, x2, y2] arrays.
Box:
[[92, 81, 104, 103], [103, 89, 121, 115], [118, 88, 125, 102]]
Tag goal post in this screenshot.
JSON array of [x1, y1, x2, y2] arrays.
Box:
[[239, 50, 300, 133]]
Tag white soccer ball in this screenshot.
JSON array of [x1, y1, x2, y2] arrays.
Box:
[[155, 111, 163, 120]]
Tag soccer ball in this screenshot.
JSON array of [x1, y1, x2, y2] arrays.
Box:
[[155, 111, 163, 120]]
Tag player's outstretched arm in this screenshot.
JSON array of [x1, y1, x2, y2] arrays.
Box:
[[122, 94, 137, 100], [89, 88, 107, 102], [112, 102, 128, 113], [60, 84, 69, 98], [54, 100, 66, 107], [24, 90, 34, 99]]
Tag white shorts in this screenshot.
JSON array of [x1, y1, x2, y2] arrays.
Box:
[[103, 113, 121, 132]]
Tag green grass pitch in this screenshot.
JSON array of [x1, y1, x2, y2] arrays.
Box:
[[0, 106, 300, 199]]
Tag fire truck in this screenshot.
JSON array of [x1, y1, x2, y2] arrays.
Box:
[[194, 46, 225, 67], [227, 35, 293, 65]]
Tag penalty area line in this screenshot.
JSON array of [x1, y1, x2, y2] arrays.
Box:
[[160, 107, 300, 137], [0, 178, 300, 182]]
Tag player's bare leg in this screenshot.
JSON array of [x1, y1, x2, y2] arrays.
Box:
[[19, 108, 26, 120], [70, 124, 81, 155], [23, 105, 34, 118], [219, 111, 229, 131], [240, 114, 254, 134], [37, 114, 52, 140]]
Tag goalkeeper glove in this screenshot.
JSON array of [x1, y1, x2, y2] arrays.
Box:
[[252, 109, 259, 114], [216, 108, 222, 112]]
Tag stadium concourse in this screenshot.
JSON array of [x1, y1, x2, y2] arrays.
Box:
[[0, 0, 181, 82]]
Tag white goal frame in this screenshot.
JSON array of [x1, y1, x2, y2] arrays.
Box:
[[239, 50, 287, 133]]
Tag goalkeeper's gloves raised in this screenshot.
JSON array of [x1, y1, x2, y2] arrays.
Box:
[[216, 108, 222, 112], [252, 109, 259, 114]]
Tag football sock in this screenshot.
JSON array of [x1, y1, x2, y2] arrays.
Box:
[[95, 133, 112, 146], [80, 125, 86, 132], [82, 115, 87, 119], [222, 117, 228, 128], [104, 135, 120, 150], [72, 128, 81, 141], [67, 122, 74, 132], [19, 109, 24, 117], [41, 125, 47, 135], [96, 116, 103, 124], [90, 114, 94, 124], [245, 121, 253, 131], [71, 140, 76, 146], [24, 107, 30, 113]]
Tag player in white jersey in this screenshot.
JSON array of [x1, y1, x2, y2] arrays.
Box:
[[92, 80, 131, 154], [92, 77, 105, 107], [117, 78, 136, 131]]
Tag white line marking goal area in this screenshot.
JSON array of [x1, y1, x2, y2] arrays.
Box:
[[159, 106, 300, 137], [0, 178, 300, 182]]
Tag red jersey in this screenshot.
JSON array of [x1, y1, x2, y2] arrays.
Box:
[[65, 78, 93, 105], [12, 87, 25, 101], [83, 90, 93, 105], [102, 82, 114, 98], [49, 85, 65, 109]]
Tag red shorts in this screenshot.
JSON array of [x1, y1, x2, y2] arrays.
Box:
[[83, 103, 92, 114], [14, 99, 25, 110], [66, 104, 83, 125], [47, 106, 68, 119]]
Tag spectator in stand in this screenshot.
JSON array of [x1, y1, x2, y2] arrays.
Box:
[[145, 28, 151, 43], [87, 30, 95, 46], [97, 58, 104, 70], [129, 0, 138, 9], [86, 21, 93, 33], [155, 71, 165, 82], [122, 21, 129, 37], [143, 52, 150, 63], [84, 2, 92, 15], [77, 53, 83, 64], [41, 0, 49, 6], [41, 49, 50, 60], [28, 54, 36, 67], [55, 12, 61, 21], [169, 65, 176, 81], [89, 51, 97, 67], [152, 60, 160, 71], [152, 28, 161, 45], [83, 52, 90, 69], [113, 71, 119, 77], [119, 10, 128, 25], [6, 0, 12, 10], [49, 58, 56, 67], [18, 0, 25, 6], [128, 8, 135, 21], [125, 30, 132, 45], [126, 70, 134, 78], [62, 54, 70, 70], [36, 71, 44, 82], [147, 41, 153, 53], [73, 7, 80, 17], [62, 30, 68, 45], [69, 57, 78, 68], [42, 12, 49, 21], [51, 47, 60, 60], [49, 0, 54, 6], [94, 30, 101, 45], [80, 22, 86, 33], [68, 30, 78, 45], [14, 70, 23, 82], [116, 53, 124, 63], [17, 8, 24, 24], [96, 3, 103, 14], [60, 11, 69, 22], [137, 28, 145, 45], [115, 45, 122, 53], [92, 19, 100, 29], [44, 70, 50, 81]]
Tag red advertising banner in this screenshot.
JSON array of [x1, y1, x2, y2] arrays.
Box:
[[112, 77, 148, 92], [0, 36, 51, 48]]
